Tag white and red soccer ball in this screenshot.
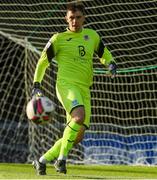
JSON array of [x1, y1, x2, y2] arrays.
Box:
[[26, 96, 55, 125]]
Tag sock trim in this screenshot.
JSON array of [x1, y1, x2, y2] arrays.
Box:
[[68, 139, 75, 143], [39, 156, 47, 164], [67, 124, 79, 132], [67, 120, 81, 132]]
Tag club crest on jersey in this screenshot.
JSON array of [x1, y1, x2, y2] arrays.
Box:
[[72, 99, 79, 107], [84, 35, 89, 41]]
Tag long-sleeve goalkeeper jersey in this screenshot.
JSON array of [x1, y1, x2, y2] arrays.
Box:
[[34, 28, 115, 87]]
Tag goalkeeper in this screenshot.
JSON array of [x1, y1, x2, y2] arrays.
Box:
[[32, 1, 117, 175]]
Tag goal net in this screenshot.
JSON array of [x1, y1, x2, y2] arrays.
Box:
[[0, 0, 157, 165]]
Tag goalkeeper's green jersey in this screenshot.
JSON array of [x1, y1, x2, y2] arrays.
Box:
[[34, 28, 114, 87]]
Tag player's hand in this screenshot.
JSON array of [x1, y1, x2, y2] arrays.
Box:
[[108, 62, 117, 78], [32, 82, 44, 97]]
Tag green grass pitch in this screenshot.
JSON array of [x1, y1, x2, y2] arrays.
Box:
[[1, 163, 157, 179]]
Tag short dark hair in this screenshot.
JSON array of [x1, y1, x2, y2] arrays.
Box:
[[66, 2, 85, 14]]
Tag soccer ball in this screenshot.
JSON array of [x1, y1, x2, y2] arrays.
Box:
[[26, 96, 55, 125]]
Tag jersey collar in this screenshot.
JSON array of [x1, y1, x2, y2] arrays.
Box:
[[66, 27, 83, 34]]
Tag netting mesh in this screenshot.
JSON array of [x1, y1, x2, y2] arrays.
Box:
[[0, 35, 28, 162], [0, 0, 157, 164]]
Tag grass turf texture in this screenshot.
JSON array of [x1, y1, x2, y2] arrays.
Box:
[[0, 163, 157, 179]]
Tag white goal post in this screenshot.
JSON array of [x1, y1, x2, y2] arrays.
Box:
[[0, 0, 157, 165]]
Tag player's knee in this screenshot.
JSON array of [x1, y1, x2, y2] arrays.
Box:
[[71, 106, 85, 125], [73, 114, 84, 125]]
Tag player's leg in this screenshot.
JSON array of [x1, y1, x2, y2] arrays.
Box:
[[32, 127, 86, 176], [33, 113, 87, 175], [40, 138, 62, 163], [55, 84, 91, 174], [54, 82, 87, 173], [59, 106, 85, 158], [54, 106, 84, 174], [33, 82, 90, 175], [38, 124, 86, 163], [33, 120, 87, 175]]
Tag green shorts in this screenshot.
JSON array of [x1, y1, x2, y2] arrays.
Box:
[[56, 80, 91, 128]]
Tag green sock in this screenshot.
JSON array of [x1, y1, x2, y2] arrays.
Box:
[[58, 120, 81, 160], [43, 138, 62, 162]]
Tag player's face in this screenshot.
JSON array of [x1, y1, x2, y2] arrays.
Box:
[[66, 10, 85, 32]]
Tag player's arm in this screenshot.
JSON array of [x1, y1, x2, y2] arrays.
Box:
[[32, 37, 56, 96], [98, 41, 115, 65], [95, 35, 117, 76]]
